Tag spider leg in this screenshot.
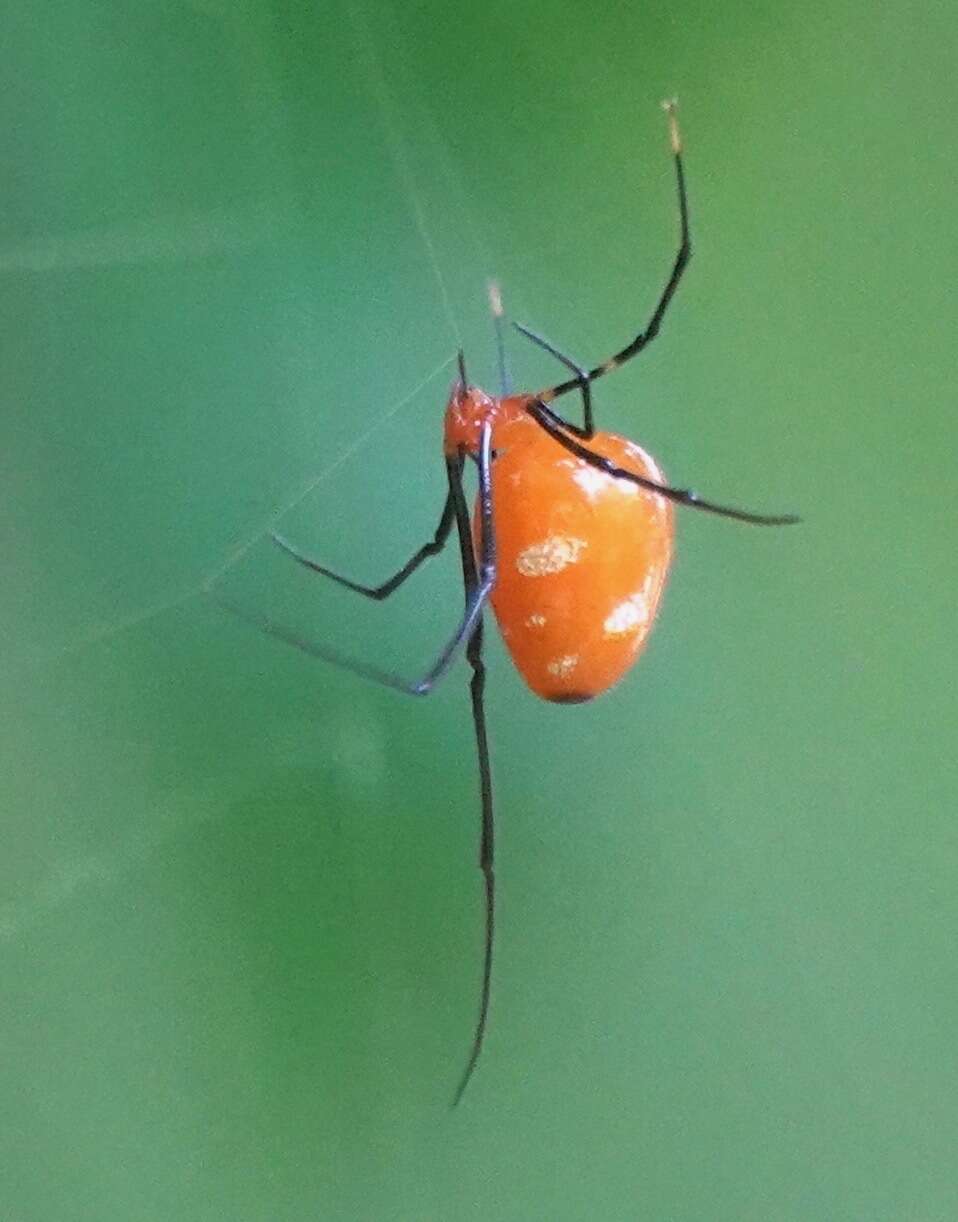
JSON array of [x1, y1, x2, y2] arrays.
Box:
[[527, 401, 800, 526], [512, 321, 594, 438], [271, 487, 456, 601], [218, 426, 500, 1103], [448, 421, 496, 1107], [545, 100, 691, 403], [219, 429, 497, 696]]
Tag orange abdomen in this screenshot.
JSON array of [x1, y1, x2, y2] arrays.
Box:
[[480, 420, 674, 702]]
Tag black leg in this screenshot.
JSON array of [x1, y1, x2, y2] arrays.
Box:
[[452, 616, 495, 1108], [219, 431, 498, 696], [271, 490, 456, 601], [512, 321, 594, 438], [527, 401, 800, 526], [219, 426, 500, 1103], [448, 421, 497, 1107], [544, 100, 692, 404], [273, 348, 471, 598]]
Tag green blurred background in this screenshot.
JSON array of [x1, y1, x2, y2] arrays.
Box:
[[3, 0, 956, 1218]]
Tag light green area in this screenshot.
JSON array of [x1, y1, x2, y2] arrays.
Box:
[[3, 1, 956, 1218]]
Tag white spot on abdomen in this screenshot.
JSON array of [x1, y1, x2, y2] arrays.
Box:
[[603, 591, 650, 637], [547, 654, 578, 678], [525, 613, 547, 628], [516, 535, 587, 577], [572, 466, 611, 500]]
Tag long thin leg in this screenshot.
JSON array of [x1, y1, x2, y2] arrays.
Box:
[[272, 352, 465, 600], [512, 321, 594, 437], [220, 430, 499, 1099], [218, 432, 498, 696], [541, 100, 691, 405], [271, 489, 456, 601], [527, 401, 800, 526], [452, 616, 495, 1108], [448, 421, 497, 1107]]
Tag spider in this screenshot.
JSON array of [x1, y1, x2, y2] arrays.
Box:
[[225, 100, 798, 1104]]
